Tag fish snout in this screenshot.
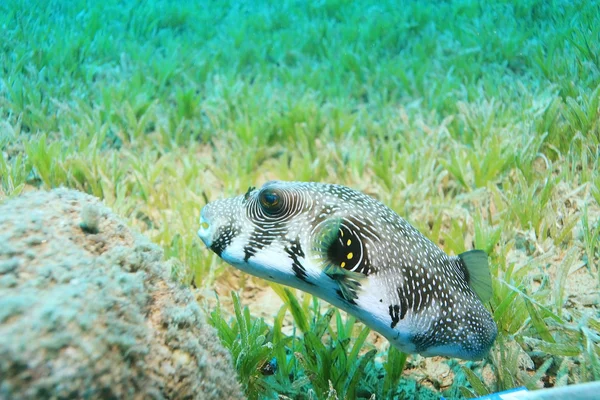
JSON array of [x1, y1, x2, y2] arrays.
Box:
[[197, 206, 213, 248]]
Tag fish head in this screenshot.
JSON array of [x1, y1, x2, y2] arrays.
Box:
[[197, 181, 351, 287]]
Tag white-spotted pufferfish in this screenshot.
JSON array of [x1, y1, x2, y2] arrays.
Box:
[[197, 181, 497, 360]]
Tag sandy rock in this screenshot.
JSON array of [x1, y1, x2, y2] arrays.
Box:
[[0, 189, 245, 400]]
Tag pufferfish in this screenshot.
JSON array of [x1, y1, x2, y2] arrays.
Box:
[[197, 181, 497, 360]]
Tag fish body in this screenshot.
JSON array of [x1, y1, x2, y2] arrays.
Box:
[[197, 181, 497, 360]]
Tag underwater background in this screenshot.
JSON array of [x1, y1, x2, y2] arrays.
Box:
[[0, 0, 599, 399]]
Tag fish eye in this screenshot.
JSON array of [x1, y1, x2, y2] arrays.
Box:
[[259, 189, 283, 213]]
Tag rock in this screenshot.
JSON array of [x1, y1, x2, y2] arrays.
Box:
[[0, 189, 245, 400]]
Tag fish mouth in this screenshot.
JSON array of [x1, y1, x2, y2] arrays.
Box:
[[197, 208, 212, 247]]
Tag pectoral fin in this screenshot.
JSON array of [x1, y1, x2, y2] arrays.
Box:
[[311, 217, 366, 303], [323, 264, 364, 303]]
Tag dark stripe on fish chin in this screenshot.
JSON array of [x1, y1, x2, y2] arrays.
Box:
[[210, 225, 239, 257], [211, 242, 225, 257], [285, 238, 313, 285], [243, 245, 257, 262], [243, 226, 285, 262]]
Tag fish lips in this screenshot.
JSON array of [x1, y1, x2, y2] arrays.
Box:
[[197, 207, 213, 248]]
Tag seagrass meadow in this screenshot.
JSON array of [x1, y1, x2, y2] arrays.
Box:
[[1, 0, 599, 399]]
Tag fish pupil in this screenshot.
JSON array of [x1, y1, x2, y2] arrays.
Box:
[[259, 189, 282, 213], [264, 193, 277, 205]]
